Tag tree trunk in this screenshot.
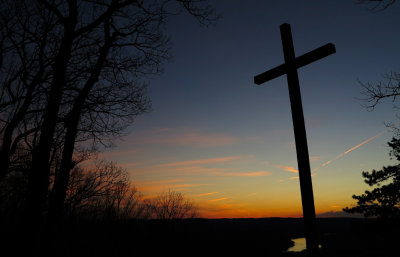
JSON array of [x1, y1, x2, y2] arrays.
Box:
[[24, 12, 77, 223], [48, 33, 113, 223], [47, 115, 78, 223]]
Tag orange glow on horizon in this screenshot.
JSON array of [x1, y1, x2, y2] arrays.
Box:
[[198, 208, 304, 219], [197, 205, 346, 219]]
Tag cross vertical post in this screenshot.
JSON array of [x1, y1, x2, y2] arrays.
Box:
[[280, 23, 318, 256], [253, 23, 336, 256]]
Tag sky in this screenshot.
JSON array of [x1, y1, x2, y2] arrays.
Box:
[[99, 0, 400, 218]]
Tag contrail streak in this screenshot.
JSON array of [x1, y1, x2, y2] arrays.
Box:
[[313, 129, 387, 172], [343, 130, 386, 154]]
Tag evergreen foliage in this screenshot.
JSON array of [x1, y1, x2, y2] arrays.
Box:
[[343, 137, 400, 219]]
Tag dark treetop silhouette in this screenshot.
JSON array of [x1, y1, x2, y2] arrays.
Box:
[[253, 23, 336, 256]]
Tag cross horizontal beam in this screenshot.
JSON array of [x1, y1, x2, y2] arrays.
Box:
[[254, 43, 336, 85]]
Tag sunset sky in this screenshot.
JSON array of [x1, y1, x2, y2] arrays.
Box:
[[99, 0, 400, 218]]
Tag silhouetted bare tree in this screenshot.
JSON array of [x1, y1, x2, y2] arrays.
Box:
[[357, 0, 399, 110], [0, 0, 53, 180], [64, 160, 146, 220], [0, 0, 217, 224], [146, 190, 198, 220], [360, 72, 400, 110]]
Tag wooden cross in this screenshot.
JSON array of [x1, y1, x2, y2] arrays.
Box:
[[254, 23, 335, 256]]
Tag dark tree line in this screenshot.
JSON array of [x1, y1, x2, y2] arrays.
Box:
[[0, 0, 215, 225], [0, 159, 142, 221], [0, 157, 199, 222]]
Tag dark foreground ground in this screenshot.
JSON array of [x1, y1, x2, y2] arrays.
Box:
[[3, 218, 400, 256]]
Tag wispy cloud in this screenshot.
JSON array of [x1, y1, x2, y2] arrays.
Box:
[[198, 192, 219, 197], [130, 128, 239, 147], [171, 166, 228, 173], [309, 156, 321, 161], [208, 197, 232, 202], [158, 162, 271, 178], [215, 171, 272, 177], [275, 165, 298, 173], [160, 132, 238, 147], [159, 156, 241, 167], [139, 179, 183, 184], [139, 183, 206, 192], [136, 179, 206, 192]]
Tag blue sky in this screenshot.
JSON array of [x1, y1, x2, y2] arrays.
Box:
[[100, 0, 400, 218]]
